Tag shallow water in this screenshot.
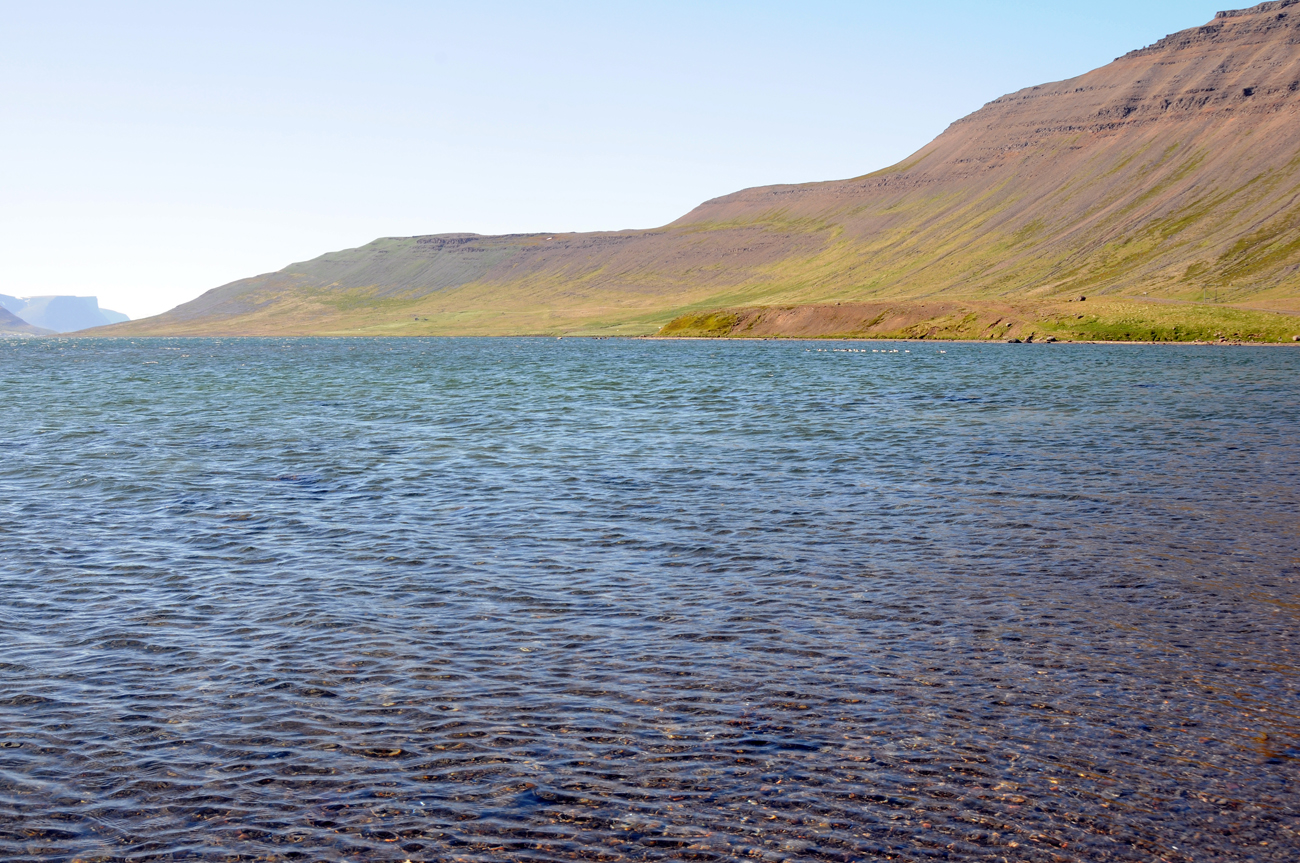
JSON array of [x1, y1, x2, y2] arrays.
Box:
[[0, 337, 1297, 862]]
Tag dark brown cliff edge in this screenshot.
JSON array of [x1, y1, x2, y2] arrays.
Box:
[[101, 3, 1300, 339]]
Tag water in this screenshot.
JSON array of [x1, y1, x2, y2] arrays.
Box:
[[1, 337, 1297, 862]]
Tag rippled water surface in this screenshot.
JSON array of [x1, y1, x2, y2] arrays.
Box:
[[1, 337, 1298, 862]]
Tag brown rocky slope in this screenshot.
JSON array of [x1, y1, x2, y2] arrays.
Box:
[[103, 2, 1300, 339]]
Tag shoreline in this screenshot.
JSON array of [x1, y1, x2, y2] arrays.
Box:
[[7, 332, 1296, 346], [641, 335, 1300, 346]]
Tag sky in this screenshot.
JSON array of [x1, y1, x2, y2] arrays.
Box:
[[0, 1, 1226, 319]]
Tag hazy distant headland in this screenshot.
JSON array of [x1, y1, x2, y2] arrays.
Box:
[[0, 294, 129, 336], [99, 2, 1300, 342]]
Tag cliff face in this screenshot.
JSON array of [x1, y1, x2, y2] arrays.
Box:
[[107, 3, 1300, 337]]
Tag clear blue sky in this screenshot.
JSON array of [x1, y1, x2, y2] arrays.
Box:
[[0, 1, 1225, 318]]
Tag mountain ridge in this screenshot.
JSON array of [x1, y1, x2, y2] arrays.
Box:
[[1, 294, 129, 333], [0, 306, 53, 336], [101, 2, 1300, 339]]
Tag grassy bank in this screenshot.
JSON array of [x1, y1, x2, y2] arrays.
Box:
[[658, 298, 1300, 343]]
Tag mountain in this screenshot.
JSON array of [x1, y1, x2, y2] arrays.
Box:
[[0, 305, 53, 336], [2, 295, 130, 333], [103, 2, 1300, 340]]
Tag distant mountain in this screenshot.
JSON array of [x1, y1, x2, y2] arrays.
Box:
[[0, 305, 53, 336], [103, 2, 1300, 339], [0, 294, 129, 333]]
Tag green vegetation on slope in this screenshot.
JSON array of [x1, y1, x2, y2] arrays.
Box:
[[659, 299, 1300, 343], [96, 5, 1300, 339]]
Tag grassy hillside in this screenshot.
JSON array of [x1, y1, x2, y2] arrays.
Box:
[[659, 298, 1300, 343], [101, 3, 1300, 341]]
